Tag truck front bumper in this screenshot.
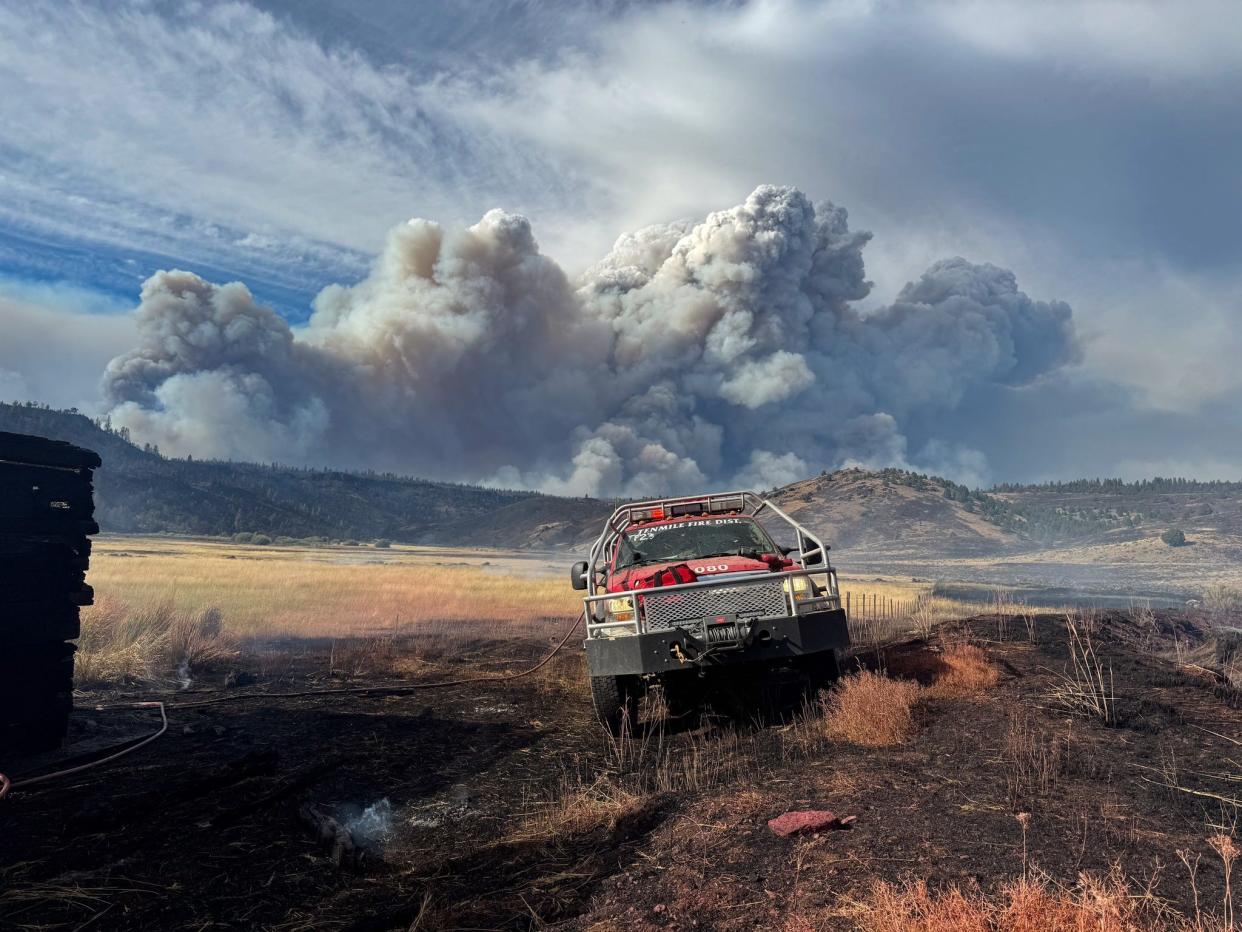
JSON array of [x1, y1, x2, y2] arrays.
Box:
[[584, 608, 849, 678]]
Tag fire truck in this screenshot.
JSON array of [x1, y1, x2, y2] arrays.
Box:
[[571, 491, 849, 732]]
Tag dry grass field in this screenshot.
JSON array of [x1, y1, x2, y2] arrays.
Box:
[[7, 536, 1239, 930], [79, 535, 962, 687], [79, 536, 583, 685], [88, 536, 580, 637]]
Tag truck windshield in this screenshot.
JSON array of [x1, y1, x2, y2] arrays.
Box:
[[615, 517, 778, 570]]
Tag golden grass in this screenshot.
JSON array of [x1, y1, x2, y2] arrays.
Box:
[[86, 537, 580, 641], [821, 670, 922, 746], [509, 777, 649, 843], [76, 593, 235, 686], [856, 871, 1178, 932], [839, 575, 974, 646], [925, 644, 1001, 699], [75, 536, 585, 686]]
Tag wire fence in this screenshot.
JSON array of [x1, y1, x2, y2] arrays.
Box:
[[844, 591, 924, 651]]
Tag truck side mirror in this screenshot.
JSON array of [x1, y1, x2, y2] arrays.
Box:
[[779, 546, 796, 556], [570, 560, 589, 590]]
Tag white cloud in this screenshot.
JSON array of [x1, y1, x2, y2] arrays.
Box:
[[930, 0, 1242, 78]]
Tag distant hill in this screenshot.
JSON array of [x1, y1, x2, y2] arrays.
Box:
[[771, 467, 1242, 558], [0, 402, 610, 546], [5, 402, 1238, 557], [990, 476, 1242, 562], [770, 468, 1022, 557]]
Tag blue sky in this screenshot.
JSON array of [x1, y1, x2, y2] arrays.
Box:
[[2, 0, 1241, 484]]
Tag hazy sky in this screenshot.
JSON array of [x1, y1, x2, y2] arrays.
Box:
[[2, 0, 1240, 486]]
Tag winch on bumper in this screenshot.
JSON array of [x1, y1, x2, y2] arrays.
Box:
[[584, 606, 849, 677]]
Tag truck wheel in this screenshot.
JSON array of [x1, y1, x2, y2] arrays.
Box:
[[803, 649, 842, 684], [590, 675, 640, 735], [796, 650, 842, 706]]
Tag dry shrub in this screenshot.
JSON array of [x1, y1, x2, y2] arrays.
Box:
[[1051, 616, 1116, 725], [858, 870, 1169, 932], [926, 644, 1000, 699], [511, 777, 649, 842], [822, 670, 921, 746], [1003, 710, 1064, 806], [76, 595, 234, 687], [328, 635, 400, 677]]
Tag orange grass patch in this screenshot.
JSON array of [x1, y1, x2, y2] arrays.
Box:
[[925, 643, 1000, 699], [822, 670, 921, 746], [858, 872, 1169, 932]]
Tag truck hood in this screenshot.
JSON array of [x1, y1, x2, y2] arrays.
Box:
[[607, 554, 792, 592]]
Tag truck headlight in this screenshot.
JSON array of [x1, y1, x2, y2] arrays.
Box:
[[783, 575, 815, 602], [606, 597, 635, 622]]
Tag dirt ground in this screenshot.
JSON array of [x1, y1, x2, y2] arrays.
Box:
[[2, 610, 1239, 930]]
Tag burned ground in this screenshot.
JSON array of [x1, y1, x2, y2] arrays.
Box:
[[2, 609, 1239, 930]]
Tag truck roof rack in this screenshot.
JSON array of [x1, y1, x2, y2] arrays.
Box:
[[603, 490, 760, 533], [583, 490, 831, 595]]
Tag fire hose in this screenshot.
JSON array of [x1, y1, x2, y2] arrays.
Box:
[[0, 701, 167, 801], [0, 610, 584, 801]]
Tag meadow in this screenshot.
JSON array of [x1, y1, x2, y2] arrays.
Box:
[[78, 535, 960, 687]]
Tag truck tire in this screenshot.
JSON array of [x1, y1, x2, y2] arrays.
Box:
[[796, 648, 842, 698], [590, 675, 640, 735]]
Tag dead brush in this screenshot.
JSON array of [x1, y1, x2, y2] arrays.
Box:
[[911, 594, 938, 639], [821, 670, 921, 746], [601, 716, 763, 796], [1002, 710, 1064, 807], [779, 692, 834, 762], [1049, 613, 1116, 725], [533, 651, 585, 699], [925, 643, 1000, 699], [993, 587, 1018, 641], [1208, 832, 1237, 931], [328, 634, 400, 677], [76, 595, 234, 687], [650, 726, 764, 794], [509, 775, 649, 843], [1133, 599, 1160, 653]]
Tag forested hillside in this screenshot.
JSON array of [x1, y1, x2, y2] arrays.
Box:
[[0, 402, 600, 543], [6, 402, 1237, 553]]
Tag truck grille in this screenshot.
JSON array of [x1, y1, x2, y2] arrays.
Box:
[[642, 578, 787, 631]]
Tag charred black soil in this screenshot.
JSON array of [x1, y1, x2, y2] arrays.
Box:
[[2, 610, 1239, 930]]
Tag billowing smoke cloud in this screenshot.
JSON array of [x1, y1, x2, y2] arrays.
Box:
[[102, 186, 1079, 493]]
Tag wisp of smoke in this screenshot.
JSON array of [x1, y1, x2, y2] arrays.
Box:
[[344, 798, 394, 851], [102, 186, 1079, 494]]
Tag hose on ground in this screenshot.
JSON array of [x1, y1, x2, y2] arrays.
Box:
[[0, 610, 585, 799], [170, 609, 585, 709], [0, 701, 167, 801]]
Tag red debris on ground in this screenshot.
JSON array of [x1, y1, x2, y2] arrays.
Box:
[[766, 810, 856, 837]]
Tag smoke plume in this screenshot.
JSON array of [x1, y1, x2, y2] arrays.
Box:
[[103, 186, 1079, 493]]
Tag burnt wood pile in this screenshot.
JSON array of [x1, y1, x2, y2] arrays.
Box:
[[0, 431, 100, 752]]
